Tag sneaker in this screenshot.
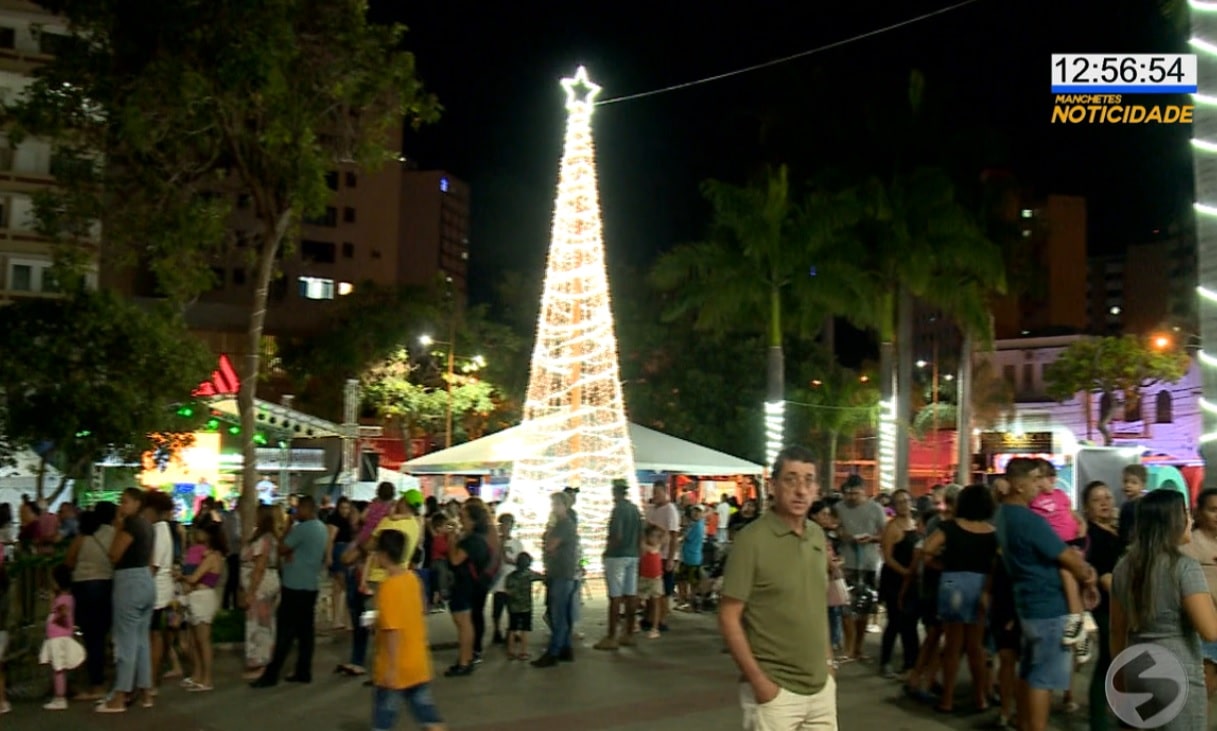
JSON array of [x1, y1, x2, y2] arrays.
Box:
[[44, 698, 69, 711], [1074, 635, 1094, 666], [881, 664, 898, 680], [443, 663, 474, 677], [471, 652, 483, 665], [1062, 613, 1084, 646], [558, 648, 575, 662], [0, 701, 10, 714], [593, 636, 619, 651], [647, 629, 660, 639], [530, 653, 559, 668]]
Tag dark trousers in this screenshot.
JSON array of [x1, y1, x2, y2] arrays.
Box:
[[880, 596, 920, 671], [222, 554, 240, 609], [471, 584, 489, 654], [492, 591, 508, 630], [1088, 609, 1113, 731], [348, 577, 368, 668], [73, 579, 113, 688], [263, 587, 318, 682]]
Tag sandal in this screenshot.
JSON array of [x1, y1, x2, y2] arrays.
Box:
[[96, 703, 127, 714], [186, 684, 213, 692]]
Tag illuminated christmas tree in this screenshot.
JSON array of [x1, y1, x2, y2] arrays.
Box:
[[502, 67, 638, 569]]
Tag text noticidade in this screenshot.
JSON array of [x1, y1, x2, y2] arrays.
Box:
[[1051, 95, 1193, 124]]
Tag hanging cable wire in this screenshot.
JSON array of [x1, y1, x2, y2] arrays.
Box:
[[596, 0, 984, 106]]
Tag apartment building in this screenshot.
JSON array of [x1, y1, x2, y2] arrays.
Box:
[[0, 1, 97, 301], [990, 194, 1089, 339], [110, 120, 470, 356], [1087, 227, 1197, 336]]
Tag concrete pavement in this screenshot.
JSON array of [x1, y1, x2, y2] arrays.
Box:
[[1, 597, 1146, 730]]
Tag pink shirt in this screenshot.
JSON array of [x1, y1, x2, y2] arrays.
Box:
[[356, 499, 394, 545], [47, 594, 74, 639], [1029, 489, 1077, 542]]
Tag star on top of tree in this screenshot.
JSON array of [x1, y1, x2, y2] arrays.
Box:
[[561, 66, 601, 113]]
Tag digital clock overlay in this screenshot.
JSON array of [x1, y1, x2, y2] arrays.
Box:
[[1051, 54, 1197, 124]]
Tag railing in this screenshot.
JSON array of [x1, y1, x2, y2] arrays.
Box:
[[3, 546, 61, 699]]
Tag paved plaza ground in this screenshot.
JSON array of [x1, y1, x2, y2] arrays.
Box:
[[4, 595, 1195, 730]]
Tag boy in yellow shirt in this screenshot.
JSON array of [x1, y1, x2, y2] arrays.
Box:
[[372, 529, 445, 731]]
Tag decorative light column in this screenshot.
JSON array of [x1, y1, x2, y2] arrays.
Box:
[[1192, 3, 1217, 484], [501, 67, 639, 568]]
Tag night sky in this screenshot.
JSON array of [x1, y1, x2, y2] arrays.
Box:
[[376, 0, 1194, 302]]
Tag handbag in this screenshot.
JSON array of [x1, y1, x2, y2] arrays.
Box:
[[826, 577, 850, 608]]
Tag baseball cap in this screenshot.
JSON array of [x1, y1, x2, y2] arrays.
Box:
[[403, 489, 424, 510]]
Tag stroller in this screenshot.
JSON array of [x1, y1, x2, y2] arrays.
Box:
[[696, 539, 728, 611]]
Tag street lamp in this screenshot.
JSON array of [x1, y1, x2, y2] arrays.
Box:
[[918, 358, 943, 482], [419, 334, 486, 449]]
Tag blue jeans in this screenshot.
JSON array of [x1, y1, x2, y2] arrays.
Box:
[[112, 568, 154, 694], [938, 571, 987, 624], [372, 683, 443, 729], [1019, 615, 1073, 691], [546, 578, 577, 657], [828, 606, 844, 649]]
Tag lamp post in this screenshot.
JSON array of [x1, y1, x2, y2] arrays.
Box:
[[419, 334, 486, 449]]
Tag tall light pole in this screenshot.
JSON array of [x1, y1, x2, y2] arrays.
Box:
[[419, 334, 485, 449]]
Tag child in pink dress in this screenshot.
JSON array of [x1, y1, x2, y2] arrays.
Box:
[[40, 564, 84, 710]]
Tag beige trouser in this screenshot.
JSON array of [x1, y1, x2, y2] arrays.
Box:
[[739, 677, 838, 731]]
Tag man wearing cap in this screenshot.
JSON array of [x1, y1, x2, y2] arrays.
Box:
[[595, 479, 643, 651]]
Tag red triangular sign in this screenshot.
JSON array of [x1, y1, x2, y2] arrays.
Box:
[[192, 354, 241, 397]]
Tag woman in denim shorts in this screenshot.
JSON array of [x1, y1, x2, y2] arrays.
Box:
[[920, 484, 998, 714]]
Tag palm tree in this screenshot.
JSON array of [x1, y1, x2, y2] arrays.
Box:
[[650, 165, 862, 477], [850, 167, 1005, 490], [791, 362, 879, 490]]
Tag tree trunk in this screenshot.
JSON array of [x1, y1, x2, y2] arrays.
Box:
[[35, 454, 47, 500], [45, 457, 86, 505], [821, 314, 836, 356], [955, 331, 974, 486], [240, 209, 293, 538], [895, 285, 914, 491], [1097, 391, 1115, 446], [825, 429, 839, 497], [762, 284, 784, 511]]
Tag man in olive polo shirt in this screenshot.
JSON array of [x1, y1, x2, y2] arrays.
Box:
[[720, 445, 836, 730]]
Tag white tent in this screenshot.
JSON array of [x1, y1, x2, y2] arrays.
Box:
[[404, 421, 764, 475], [0, 450, 72, 510], [347, 467, 420, 501]]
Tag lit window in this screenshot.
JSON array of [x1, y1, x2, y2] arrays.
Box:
[[1109, 305, 1121, 315], [1021, 208, 1033, 218], [338, 281, 354, 296], [297, 276, 334, 300], [440, 177, 450, 193]]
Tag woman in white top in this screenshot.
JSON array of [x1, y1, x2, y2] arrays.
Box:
[[144, 491, 184, 691], [63, 502, 117, 699]]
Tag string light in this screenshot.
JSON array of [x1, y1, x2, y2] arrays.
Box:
[[877, 397, 897, 491], [1193, 3, 1217, 451], [501, 66, 639, 571], [764, 400, 784, 469]]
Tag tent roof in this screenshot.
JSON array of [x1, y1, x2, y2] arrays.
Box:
[[404, 421, 763, 475]]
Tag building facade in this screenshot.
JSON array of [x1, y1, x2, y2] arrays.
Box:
[[0, 1, 98, 301], [1087, 228, 1197, 336], [990, 194, 1089, 338], [975, 335, 1202, 463]]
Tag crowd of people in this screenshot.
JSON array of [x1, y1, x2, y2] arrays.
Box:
[[716, 449, 1217, 731], [3, 450, 1217, 730]]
